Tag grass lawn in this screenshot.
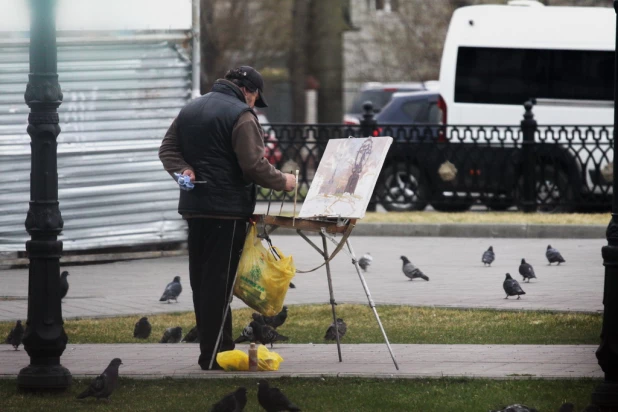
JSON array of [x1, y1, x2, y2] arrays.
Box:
[[0, 377, 600, 412], [1, 304, 601, 345], [357, 211, 610, 225]]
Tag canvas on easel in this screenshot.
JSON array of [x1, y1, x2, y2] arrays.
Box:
[[299, 136, 393, 219]]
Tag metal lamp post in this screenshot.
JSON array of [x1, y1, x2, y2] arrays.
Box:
[[593, 2, 618, 409], [17, 0, 72, 390]]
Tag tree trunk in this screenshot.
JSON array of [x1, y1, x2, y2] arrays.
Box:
[[289, 0, 309, 123], [308, 0, 344, 123], [200, 0, 218, 94]]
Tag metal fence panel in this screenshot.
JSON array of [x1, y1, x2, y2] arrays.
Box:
[[0, 38, 190, 252]]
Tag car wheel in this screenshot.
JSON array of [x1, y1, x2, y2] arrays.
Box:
[[379, 163, 428, 211], [517, 165, 575, 213]]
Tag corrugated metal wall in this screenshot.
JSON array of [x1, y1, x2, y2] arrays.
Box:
[[0, 37, 191, 252]]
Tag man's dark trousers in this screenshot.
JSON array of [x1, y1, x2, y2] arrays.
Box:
[[187, 217, 247, 369]]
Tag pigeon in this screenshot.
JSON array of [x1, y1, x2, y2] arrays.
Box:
[[490, 405, 538, 412], [503, 273, 526, 299], [482, 246, 495, 266], [5, 320, 24, 350], [133, 317, 152, 339], [518, 259, 536, 282], [159, 326, 182, 343], [289, 282, 296, 289], [250, 321, 289, 348], [159, 276, 182, 303], [546, 244, 565, 265], [182, 325, 200, 343], [60, 270, 69, 300], [76, 358, 122, 400], [324, 318, 347, 341], [234, 323, 255, 344], [557, 403, 575, 412], [210, 387, 247, 412], [252, 306, 288, 329], [257, 379, 301, 412], [358, 253, 373, 272], [400, 255, 429, 281]]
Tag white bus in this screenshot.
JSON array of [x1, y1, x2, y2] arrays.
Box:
[[438, 0, 614, 126]]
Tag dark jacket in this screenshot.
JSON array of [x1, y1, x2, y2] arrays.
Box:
[[175, 81, 257, 217]]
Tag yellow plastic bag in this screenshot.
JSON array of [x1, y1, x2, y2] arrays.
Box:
[[216, 346, 284, 372], [234, 222, 295, 316], [216, 350, 248, 371]]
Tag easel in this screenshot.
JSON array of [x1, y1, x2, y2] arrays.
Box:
[[260, 214, 399, 371]]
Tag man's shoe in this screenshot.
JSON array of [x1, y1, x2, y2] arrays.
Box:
[[199, 357, 224, 371]]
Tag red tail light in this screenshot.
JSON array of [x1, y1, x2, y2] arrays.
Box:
[[373, 127, 382, 137]]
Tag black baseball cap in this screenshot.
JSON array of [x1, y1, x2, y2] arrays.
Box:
[[237, 65, 268, 108]]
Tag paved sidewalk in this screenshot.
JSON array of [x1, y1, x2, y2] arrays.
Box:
[[0, 344, 601, 379], [0, 236, 604, 322]]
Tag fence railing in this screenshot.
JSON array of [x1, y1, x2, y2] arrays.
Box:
[[260, 101, 613, 213]]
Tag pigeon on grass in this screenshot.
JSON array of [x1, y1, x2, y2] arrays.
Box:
[[324, 318, 347, 341], [5, 320, 24, 350], [482, 246, 495, 266], [249, 321, 289, 348], [159, 276, 182, 303], [257, 380, 301, 412], [60, 270, 70, 300], [76, 358, 122, 400], [210, 387, 247, 412], [133, 317, 151, 339], [400, 256, 429, 281], [358, 253, 373, 272], [252, 306, 288, 329], [490, 404, 538, 412], [503, 273, 526, 299], [546, 245, 565, 265], [182, 325, 200, 343], [159, 326, 182, 343], [234, 323, 255, 344], [518, 259, 537, 282]]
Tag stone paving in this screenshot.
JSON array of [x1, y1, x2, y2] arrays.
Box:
[[0, 343, 601, 379], [0, 236, 605, 322]]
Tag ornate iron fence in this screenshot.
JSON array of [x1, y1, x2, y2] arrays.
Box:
[[260, 101, 613, 213]]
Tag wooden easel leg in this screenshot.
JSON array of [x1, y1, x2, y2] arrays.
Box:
[[320, 231, 343, 362], [345, 239, 400, 371]]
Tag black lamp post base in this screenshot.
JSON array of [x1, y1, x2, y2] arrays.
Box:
[[17, 364, 72, 391], [591, 381, 618, 411]]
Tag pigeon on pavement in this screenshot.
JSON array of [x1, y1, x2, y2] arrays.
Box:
[[60, 270, 69, 300], [252, 306, 288, 329], [257, 379, 301, 412], [482, 246, 495, 266], [133, 317, 151, 339], [76, 358, 122, 400], [503, 273, 526, 299], [234, 323, 255, 344], [159, 326, 183, 343], [182, 325, 200, 343], [400, 256, 429, 281], [249, 321, 289, 348], [210, 387, 247, 412], [518, 259, 537, 283], [490, 405, 538, 412], [324, 318, 347, 341], [358, 253, 373, 272], [546, 245, 566, 265], [159, 276, 182, 303], [5, 320, 24, 350]]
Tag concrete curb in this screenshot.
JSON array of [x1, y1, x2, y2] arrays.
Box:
[[273, 223, 606, 239]]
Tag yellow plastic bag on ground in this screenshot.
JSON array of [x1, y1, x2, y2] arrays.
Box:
[[234, 222, 295, 316], [216, 346, 284, 371]]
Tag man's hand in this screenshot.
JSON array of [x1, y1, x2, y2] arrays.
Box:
[[284, 173, 297, 191], [182, 169, 196, 183]]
